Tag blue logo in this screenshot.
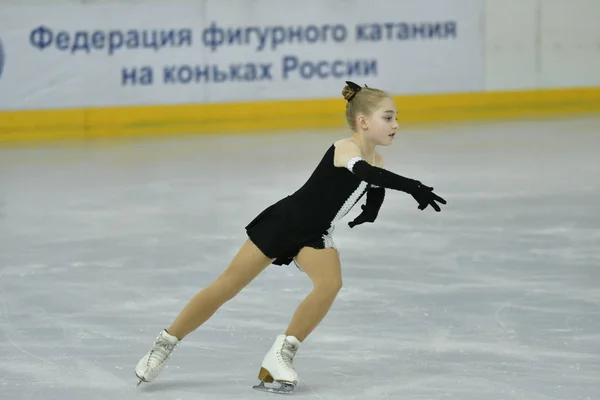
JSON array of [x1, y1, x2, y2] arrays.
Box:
[[0, 38, 4, 79]]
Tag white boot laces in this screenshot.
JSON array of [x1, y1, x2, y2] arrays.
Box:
[[278, 340, 298, 368], [147, 336, 177, 368]]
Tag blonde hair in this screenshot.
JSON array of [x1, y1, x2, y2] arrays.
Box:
[[342, 81, 389, 131]]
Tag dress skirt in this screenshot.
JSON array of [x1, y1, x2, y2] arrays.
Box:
[[244, 197, 335, 266]]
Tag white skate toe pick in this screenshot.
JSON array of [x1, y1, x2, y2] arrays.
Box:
[[252, 334, 300, 394], [135, 329, 179, 385]]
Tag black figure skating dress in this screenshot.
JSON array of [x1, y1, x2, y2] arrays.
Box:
[[245, 143, 383, 266]]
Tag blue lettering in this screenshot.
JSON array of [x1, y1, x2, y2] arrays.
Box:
[[347, 61, 363, 76], [160, 30, 176, 47], [71, 31, 90, 53], [177, 65, 193, 83], [383, 23, 395, 40], [161, 63, 272, 84], [200, 23, 351, 52], [357, 21, 458, 41], [30, 26, 53, 50], [355, 25, 369, 41], [252, 27, 269, 52], [212, 66, 228, 83], [125, 30, 140, 48], [139, 66, 153, 85], [122, 67, 138, 86], [331, 24, 347, 42], [270, 26, 286, 49], [202, 22, 224, 51], [299, 61, 314, 79], [226, 28, 243, 45], [229, 64, 243, 81], [282, 56, 378, 80], [29, 26, 193, 55], [244, 27, 261, 46], [194, 65, 210, 82], [142, 30, 159, 50], [55, 31, 70, 51], [282, 56, 299, 79], [331, 60, 346, 78], [163, 66, 176, 84], [304, 25, 320, 43], [372, 24, 383, 41], [363, 60, 378, 76], [178, 29, 193, 46], [445, 22, 457, 38], [91, 31, 105, 50], [287, 26, 303, 44], [122, 66, 152, 85], [108, 31, 123, 55], [259, 63, 273, 80]]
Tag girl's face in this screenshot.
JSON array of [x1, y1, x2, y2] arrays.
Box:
[[363, 97, 399, 146]]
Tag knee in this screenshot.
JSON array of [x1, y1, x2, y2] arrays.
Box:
[[314, 277, 343, 298]]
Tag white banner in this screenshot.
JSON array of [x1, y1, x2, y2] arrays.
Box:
[[0, 0, 485, 110]]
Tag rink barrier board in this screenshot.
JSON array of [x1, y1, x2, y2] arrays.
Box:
[[1, 87, 599, 144]]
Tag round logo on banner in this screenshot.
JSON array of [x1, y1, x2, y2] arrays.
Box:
[[0, 38, 4, 79]]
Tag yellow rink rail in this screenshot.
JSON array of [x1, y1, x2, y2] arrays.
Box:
[[1, 87, 599, 144]]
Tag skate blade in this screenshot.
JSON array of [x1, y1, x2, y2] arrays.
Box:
[[253, 380, 295, 394], [135, 372, 147, 387]]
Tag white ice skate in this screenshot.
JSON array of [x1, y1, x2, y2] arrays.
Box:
[[134, 329, 179, 385], [253, 334, 301, 394]]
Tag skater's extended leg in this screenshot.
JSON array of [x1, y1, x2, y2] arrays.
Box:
[[285, 247, 342, 341], [135, 239, 272, 384], [167, 239, 273, 339]]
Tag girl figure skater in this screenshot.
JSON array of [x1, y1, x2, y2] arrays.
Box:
[[134, 81, 446, 394]]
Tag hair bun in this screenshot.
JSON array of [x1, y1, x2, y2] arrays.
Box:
[[342, 81, 363, 102], [342, 86, 356, 101]]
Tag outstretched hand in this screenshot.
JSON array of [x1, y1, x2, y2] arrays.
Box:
[[348, 205, 375, 228], [411, 183, 447, 212]]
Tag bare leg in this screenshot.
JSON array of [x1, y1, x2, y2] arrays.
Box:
[[284, 247, 342, 342], [167, 239, 273, 339]]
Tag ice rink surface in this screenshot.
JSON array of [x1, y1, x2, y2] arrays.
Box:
[[1, 116, 599, 400]]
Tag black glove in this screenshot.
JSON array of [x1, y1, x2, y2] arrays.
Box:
[[348, 204, 376, 228], [410, 183, 446, 212], [350, 161, 446, 212], [348, 186, 385, 228]]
